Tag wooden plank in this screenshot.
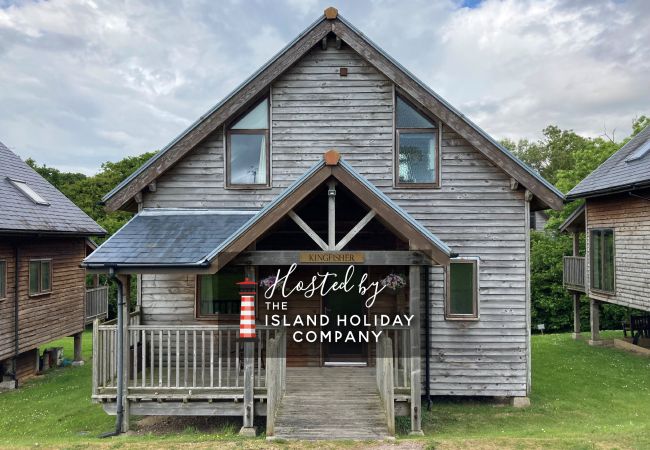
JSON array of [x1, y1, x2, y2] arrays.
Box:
[[409, 266, 422, 434], [288, 210, 329, 250]]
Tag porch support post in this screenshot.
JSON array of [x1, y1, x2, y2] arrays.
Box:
[[240, 265, 256, 437], [327, 180, 337, 249], [572, 294, 581, 339], [118, 274, 131, 432], [589, 299, 602, 346], [72, 332, 84, 365], [408, 265, 423, 435]]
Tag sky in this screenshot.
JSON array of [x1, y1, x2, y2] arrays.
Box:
[[0, 0, 648, 174]]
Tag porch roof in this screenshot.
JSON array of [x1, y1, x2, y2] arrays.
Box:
[[82, 209, 256, 269]]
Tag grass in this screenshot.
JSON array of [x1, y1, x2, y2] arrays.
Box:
[[0, 329, 648, 449]]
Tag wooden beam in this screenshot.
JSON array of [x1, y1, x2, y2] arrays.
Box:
[[335, 35, 342, 50], [148, 180, 157, 192], [509, 178, 519, 191], [334, 209, 376, 250], [288, 210, 329, 251], [104, 19, 332, 212], [321, 36, 328, 50], [327, 180, 337, 249], [408, 266, 423, 435], [232, 250, 435, 266]]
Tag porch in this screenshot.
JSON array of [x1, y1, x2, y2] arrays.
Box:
[[92, 317, 412, 437]]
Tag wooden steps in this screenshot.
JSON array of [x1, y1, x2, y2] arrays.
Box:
[[272, 367, 389, 440]]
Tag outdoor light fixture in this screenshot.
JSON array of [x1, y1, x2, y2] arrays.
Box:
[[237, 278, 257, 340]]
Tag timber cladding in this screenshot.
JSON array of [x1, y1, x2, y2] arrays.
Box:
[[586, 194, 650, 312], [0, 238, 86, 362]]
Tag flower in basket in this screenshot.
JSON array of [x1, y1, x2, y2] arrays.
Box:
[[380, 273, 406, 290], [259, 275, 278, 289]]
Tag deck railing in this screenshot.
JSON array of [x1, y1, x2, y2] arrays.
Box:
[[380, 326, 411, 390], [563, 256, 586, 292], [265, 328, 287, 436], [85, 286, 109, 322], [376, 333, 395, 435], [92, 322, 280, 399]]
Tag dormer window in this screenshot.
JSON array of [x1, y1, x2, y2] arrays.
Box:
[[395, 95, 439, 187], [226, 98, 270, 188]]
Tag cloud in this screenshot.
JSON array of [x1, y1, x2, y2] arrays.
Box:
[[0, 0, 648, 173]]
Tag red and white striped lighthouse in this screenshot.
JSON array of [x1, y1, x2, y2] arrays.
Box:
[[237, 278, 257, 340]]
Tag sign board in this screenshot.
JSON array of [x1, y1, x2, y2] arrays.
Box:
[[299, 252, 365, 264]]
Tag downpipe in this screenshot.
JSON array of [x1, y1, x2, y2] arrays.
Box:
[[100, 267, 125, 438]]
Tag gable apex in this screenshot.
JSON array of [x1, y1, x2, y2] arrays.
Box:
[[103, 10, 564, 212]]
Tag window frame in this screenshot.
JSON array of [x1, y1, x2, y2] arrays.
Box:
[[393, 92, 441, 189], [445, 258, 479, 321], [0, 260, 6, 300], [194, 267, 255, 321], [28, 258, 52, 297], [225, 97, 271, 190], [590, 228, 616, 294]]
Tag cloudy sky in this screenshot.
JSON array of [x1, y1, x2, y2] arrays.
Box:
[[0, 0, 648, 174]]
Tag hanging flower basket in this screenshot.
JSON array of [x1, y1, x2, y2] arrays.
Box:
[[380, 273, 407, 290], [259, 275, 278, 289]]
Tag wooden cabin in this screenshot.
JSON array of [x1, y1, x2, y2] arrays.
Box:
[[0, 141, 106, 387], [83, 8, 564, 439], [561, 124, 650, 345]]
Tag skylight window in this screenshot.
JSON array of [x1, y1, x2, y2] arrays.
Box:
[[625, 139, 650, 162], [8, 178, 50, 205]]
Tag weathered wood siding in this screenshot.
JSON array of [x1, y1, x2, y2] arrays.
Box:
[[586, 195, 650, 312], [141, 42, 528, 396], [0, 238, 86, 375]]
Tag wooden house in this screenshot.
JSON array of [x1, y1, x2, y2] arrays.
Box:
[[561, 124, 650, 344], [0, 141, 106, 387], [83, 8, 564, 439]]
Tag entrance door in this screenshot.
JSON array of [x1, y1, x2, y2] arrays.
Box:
[[323, 266, 367, 365]]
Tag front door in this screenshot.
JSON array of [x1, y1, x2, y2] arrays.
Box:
[[323, 266, 367, 365]]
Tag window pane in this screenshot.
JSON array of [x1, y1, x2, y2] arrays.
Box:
[[41, 261, 51, 291], [396, 96, 435, 128], [230, 134, 267, 185], [450, 262, 475, 315], [199, 267, 243, 315], [591, 231, 602, 290], [603, 230, 615, 291], [398, 132, 436, 183], [0, 261, 5, 298], [231, 99, 268, 129], [29, 261, 40, 294]]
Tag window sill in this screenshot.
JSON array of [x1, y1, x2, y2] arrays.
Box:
[[394, 183, 441, 189], [589, 287, 616, 296], [444, 315, 479, 322], [225, 185, 272, 190], [29, 291, 52, 298]]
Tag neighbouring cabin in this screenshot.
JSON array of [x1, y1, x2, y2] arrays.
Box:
[[0, 142, 106, 386], [562, 125, 650, 346], [84, 8, 563, 438]]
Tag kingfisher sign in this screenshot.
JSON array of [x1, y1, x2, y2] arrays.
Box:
[[298, 251, 365, 264]]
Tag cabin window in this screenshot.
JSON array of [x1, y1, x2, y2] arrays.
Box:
[[226, 98, 270, 188], [28, 259, 51, 296], [0, 260, 6, 299], [590, 229, 615, 293], [395, 95, 439, 187], [446, 259, 478, 319], [196, 266, 245, 317]]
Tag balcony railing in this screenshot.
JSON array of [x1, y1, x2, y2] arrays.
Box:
[[85, 286, 109, 323], [563, 256, 586, 292]]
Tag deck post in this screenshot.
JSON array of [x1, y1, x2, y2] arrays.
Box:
[[572, 294, 581, 339], [118, 274, 131, 432], [408, 265, 423, 435], [589, 299, 602, 346], [240, 265, 256, 437], [72, 331, 84, 365]]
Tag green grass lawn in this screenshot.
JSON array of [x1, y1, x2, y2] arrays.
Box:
[[0, 330, 648, 449]]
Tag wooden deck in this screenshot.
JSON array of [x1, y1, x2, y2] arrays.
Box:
[[272, 367, 389, 440]]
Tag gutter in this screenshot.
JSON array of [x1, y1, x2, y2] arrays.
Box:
[[566, 180, 650, 201]]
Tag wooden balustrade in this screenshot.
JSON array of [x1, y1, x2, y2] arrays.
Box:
[[563, 256, 586, 292], [92, 322, 280, 398], [85, 286, 109, 322], [265, 327, 287, 437], [376, 332, 395, 435], [380, 326, 411, 390]]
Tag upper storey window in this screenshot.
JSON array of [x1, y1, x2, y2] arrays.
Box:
[[395, 96, 439, 187], [226, 98, 270, 188]]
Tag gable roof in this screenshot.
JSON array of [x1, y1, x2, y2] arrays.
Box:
[[567, 125, 650, 200], [84, 153, 452, 272], [0, 141, 106, 236], [103, 8, 564, 213]]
